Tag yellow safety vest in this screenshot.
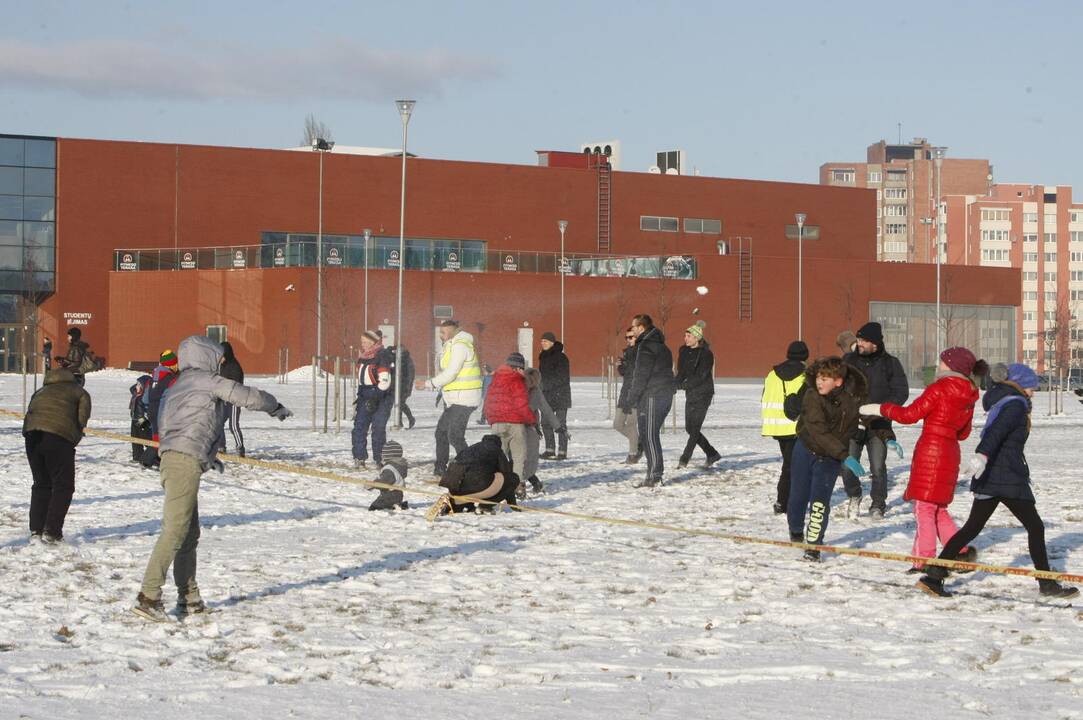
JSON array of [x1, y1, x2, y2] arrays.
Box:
[[761, 370, 804, 437], [441, 334, 483, 392]]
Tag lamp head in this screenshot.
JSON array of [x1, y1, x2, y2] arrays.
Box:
[[363, 228, 372, 240], [795, 212, 807, 227], [396, 99, 416, 123], [558, 220, 568, 233]]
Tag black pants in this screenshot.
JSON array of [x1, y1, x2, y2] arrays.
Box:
[[542, 407, 569, 455], [131, 416, 152, 461], [775, 436, 797, 507], [401, 402, 415, 428], [681, 397, 718, 462], [637, 393, 673, 481], [939, 497, 1050, 571], [435, 404, 475, 474], [25, 431, 76, 539]]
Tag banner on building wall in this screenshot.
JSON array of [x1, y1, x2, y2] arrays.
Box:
[[662, 255, 696, 279], [558, 257, 572, 274], [443, 251, 461, 272], [273, 247, 286, 267], [118, 253, 137, 271], [232, 250, 246, 269], [501, 254, 518, 272], [180, 252, 196, 270], [326, 247, 343, 266], [63, 312, 92, 326], [387, 249, 401, 269]]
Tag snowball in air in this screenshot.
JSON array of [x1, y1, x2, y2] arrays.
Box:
[[696, 286, 709, 295]]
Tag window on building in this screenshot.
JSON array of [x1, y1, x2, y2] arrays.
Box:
[[885, 223, 906, 235], [1023, 212, 1039, 223], [831, 169, 855, 184], [1023, 331, 1037, 341], [1044, 271, 1057, 281], [981, 209, 1011, 221], [1072, 271, 1083, 282], [1024, 291, 1039, 301], [1023, 311, 1035, 322], [884, 240, 907, 254], [867, 171, 881, 184], [885, 169, 907, 181], [0, 135, 56, 295], [206, 325, 227, 344], [1045, 291, 1057, 302], [1044, 233, 1057, 245], [1071, 231, 1083, 243], [1044, 192, 1057, 203], [640, 215, 679, 232], [1073, 290, 1083, 301], [1071, 212, 1081, 223], [884, 188, 907, 199], [981, 249, 1009, 263], [683, 217, 721, 234], [884, 204, 908, 217], [981, 229, 1010, 242], [1044, 214, 1057, 225], [1023, 234, 1037, 243], [1045, 252, 1057, 262], [1022, 271, 1038, 281], [1072, 252, 1083, 262], [1023, 252, 1039, 263], [1023, 349, 1038, 361], [784, 225, 821, 240]]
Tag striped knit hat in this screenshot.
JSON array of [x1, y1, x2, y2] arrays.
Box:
[[381, 440, 404, 461], [160, 349, 178, 368]]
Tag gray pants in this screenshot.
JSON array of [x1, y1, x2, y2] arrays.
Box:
[[840, 434, 889, 510], [613, 408, 639, 454], [140, 451, 203, 604], [491, 422, 529, 479]]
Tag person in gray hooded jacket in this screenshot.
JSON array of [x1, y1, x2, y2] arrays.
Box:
[[133, 335, 292, 622]]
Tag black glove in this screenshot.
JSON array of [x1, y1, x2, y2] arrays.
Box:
[[211, 459, 225, 473], [135, 417, 150, 431], [534, 424, 543, 437], [269, 403, 292, 421], [363, 396, 380, 414], [557, 426, 571, 442]]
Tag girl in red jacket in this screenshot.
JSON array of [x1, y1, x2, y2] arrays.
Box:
[[860, 347, 987, 572]]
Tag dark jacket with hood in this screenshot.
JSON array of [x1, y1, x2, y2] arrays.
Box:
[[675, 341, 715, 404], [539, 341, 572, 410], [625, 327, 675, 410], [796, 365, 868, 461], [971, 381, 1034, 501], [843, 345, 908, 431], [219, 341, 245, 384], [616, 342, 637, 410], [23, 368, 92, 445]]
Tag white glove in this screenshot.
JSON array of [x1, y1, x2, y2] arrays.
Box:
[[859, 403, 882, 417], [964, 454, 987, 478]]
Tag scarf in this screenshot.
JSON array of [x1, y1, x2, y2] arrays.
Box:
[[359, 341, 384, 361], [981, 384, 1030, 439]]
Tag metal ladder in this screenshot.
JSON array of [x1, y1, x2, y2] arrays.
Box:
[[596, 160, 612, 253], [737, 237, 753, 321]]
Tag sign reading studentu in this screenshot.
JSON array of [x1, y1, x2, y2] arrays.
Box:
[[119, 253, 137, 271], [180, 252, 196, 270], [501, 254, 518, 272], [232, 250, 246, 269], [63, 312, 92, 326], [443, 251, 461, 272]]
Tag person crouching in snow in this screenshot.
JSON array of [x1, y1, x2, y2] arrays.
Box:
[[917, 363, 1078, 599], [861, 347, 986, 575], [369, 440, 409, 511], [437, 434, 520, 514], [788, 357, 867, 561], [133, 335, 293, 622]]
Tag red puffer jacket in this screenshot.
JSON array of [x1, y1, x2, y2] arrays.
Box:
[[483, 366, 536, 425], [879, 373, 978, 505]]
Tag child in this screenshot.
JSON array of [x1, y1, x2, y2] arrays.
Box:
[[129, 374, 153, 461], [862, 347, 985, 573], [917, 364, 1078, 598], [369, 439, 409, 511], [788, 357, 868, 561]]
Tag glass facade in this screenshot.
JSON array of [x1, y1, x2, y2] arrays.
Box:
[[869, 301, 1016, 384], [0, 134, 57, 316]]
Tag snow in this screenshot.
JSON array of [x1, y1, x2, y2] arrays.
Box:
[[1, 371, 1081, 718]]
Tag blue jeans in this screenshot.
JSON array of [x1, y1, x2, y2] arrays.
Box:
[[352, 389, 392, 462], [637, 393, 673, 480], [841, 433, 888, 510], [787, 438, 842, 545]]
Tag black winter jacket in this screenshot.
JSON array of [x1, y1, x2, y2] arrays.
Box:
[[616, 343, 637, 409], [440, 434, 516, 495], [972, 382, 1034, 501], [843, 346, 908, 430], [675, 342, 715, 404], [539, 341, 572, 410], [772, 359, 806, 383], [625, 327, 675, 410], [219, 354, 244, 385], [796, 365, 868, 461]]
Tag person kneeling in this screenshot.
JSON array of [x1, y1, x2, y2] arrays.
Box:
[[369, 440, 409, 511], [438, 435, 521, 513]]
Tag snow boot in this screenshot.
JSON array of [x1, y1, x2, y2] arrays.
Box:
[[369, 489, 405, 511], [624, 453, 641, 464], [632, 475, 660, 488], [845, 496, 863, 520], [354, 459, 367, 470], [132, 593, 170, 622], [953, 546, 978, 573], [540, 450, 556, 460], [773, 502, 786, 515], [677, 457, 690, 469], [704, 452, 722, 468], [789, 532, 803, 543], [802, 549, 821, 562], [1038, 580, 1080, 599], [527, 475, 543, 493], [176, 599, 208, 619], [916, 575, 952, 598]]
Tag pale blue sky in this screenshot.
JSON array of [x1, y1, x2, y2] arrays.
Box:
[[2, 0, 1081, 187]]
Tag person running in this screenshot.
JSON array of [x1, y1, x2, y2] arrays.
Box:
[[916, 363, 1078, 599], [761, 340, 808, 514], [353, 330, 394, 468], [133, 335, 292, 622], [614, 327, 640, 464], [217, 341, 246, 457], [625, 314, 675, 488], [423, 319, 482, 478], [23, 367, 92, 543], [538, 332, 571, 460], [675, 322, 721, 469]]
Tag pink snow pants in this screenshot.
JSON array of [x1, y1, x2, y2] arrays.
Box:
[[911, 499, 965, 568]]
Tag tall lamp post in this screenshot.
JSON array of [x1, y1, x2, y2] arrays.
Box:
[[920, 216, 935, 366], [558, 220, 568, 341], [795, 212, 806, 340], [393, 100, 415, 430], [933, 146, 947, 357], [312, 137, 334, 364], [362, 227, 372, 331]]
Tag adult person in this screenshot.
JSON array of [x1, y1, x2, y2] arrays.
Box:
[[22, 366, 92, 543], [675, 323, 721, 469], [538, 331, 571, 460], [56, 327, 91, 386], [625, 314, 675, 488], [614, 327, 641, 464], [42, 337, 53, 371], [841, 321, 908, 519], [388, 341, 416, 430], [421, 319, 482, 478], [133, 335, 292, 622], [352, 330, 394, 469], [760, 340, 808, 514], [217, 342, 246, 457], [523, 355, 561, 494]]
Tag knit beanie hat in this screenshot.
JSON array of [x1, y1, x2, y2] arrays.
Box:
[[67, 327, 81, 340], [160, 349, 178, 368], [1005, 363, 1040, 389], [856, 322, 884, 347], [836, 330, 858, 353], [541, 331, 557, 343], [505, 352, 526, 369], [940, 346, 977, 375], [786, 340, 809, 362], [685, 323, 704, 341], [362, 330, 381, 343], [381, 440, 404, 461]]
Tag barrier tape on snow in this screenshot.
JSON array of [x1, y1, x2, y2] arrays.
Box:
[[4, 408, 1081, 585]]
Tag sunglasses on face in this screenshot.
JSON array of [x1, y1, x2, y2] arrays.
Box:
[[625, 335, 635, 340]]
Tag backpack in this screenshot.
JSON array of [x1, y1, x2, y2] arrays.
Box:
[[78, 351, 97, 375], [781, 377, 805, 421]]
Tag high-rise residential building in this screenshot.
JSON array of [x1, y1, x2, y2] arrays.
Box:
[[820, 138, 992, 262]]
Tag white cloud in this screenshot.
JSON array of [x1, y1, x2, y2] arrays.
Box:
[[0, 39, 499, 101]]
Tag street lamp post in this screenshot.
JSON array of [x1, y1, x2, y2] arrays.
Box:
[[362, 227, 372, 332], [312, 137, 334, 364], [795, 212, 806, 340], [933, 146, 947, 357], [558, 220, 568, 341], [920, 216, 935, 366], [393, 100, 415, 430]]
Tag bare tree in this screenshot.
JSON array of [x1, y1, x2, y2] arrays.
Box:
[[302, 114, 334, 147], [836, 278, 856, 332]]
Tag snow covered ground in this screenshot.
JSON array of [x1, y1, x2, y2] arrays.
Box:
[[1, 369, 1081, 719]]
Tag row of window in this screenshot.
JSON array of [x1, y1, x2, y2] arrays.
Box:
[[981, 229, 1010, 242], [0, 138, 56, 169], [0, 167, 55, 197], [982, 209, 1011, 221], [1022, 291, 1060, 301], [883, 188, 907, 200], [1022, 252, 1059, 262], [0, 195, 56, 222], [639, 216, 721, 234], [981, 249, 1009, 262], [884, 205, 907, 217], [885, 223, 906, 235]]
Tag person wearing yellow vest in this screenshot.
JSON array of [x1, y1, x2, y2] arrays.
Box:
[[762, 341, 808, 515], [425, 319, 483, 477]]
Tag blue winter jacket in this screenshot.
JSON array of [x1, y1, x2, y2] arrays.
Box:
[[971, 382, 1034, 502]]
